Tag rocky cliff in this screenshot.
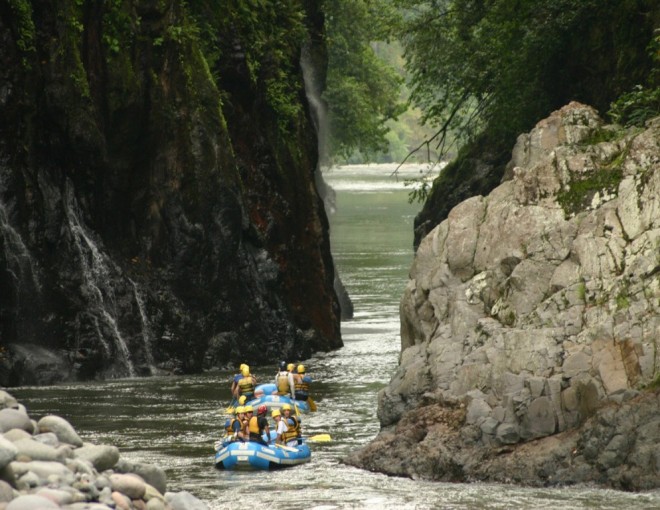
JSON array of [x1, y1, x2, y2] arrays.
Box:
[[347, 103, 660, 490], [0, 1, 342, 385]]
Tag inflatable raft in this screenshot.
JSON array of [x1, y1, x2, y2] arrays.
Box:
[[244, 383, 311, 413], [214, 437, 311, 470]]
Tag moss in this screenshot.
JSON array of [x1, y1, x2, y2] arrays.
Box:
[[615, 292, 630, 310], [7, 0, 36, 68], [556, 162, 624, 218]]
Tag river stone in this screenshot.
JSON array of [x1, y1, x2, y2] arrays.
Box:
[[111, 490, 132, 510], [2, 430, 31, 443], [143, 483, 165, 502], [10, 460, 75, 485], [62, 504, 114, 510], [109, 473, 146, 499], [73, 444, 119, 471], [5, 494, 59, 509], [0, 480, 14, 502], [130, 463, 167, 495], [165, 491, 210, 510], [0, 410, 33, 434], [37, 487, 86, 505], [0, 393, 18, 411], [33, 432, 60, 448], [16, 469, 40, 489], [37, 415, 83, 447], [66, 457, 95, 476], [13, 438, 66, 462], [0, 437, 17, 470], [146, 498, 167, 510]]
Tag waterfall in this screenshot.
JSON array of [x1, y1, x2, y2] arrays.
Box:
[[130, 278, 155, 373], [0, 201, 41, 294], [300, 43, 355, 320], [64, 182, 135, 377]]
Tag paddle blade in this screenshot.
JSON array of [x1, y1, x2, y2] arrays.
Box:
[[307, 434, 331, 443], [225, 406, 235, 414], [307, 396, 318, 412]]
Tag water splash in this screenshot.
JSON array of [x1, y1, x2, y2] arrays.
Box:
[[64, 182, 135, 377]]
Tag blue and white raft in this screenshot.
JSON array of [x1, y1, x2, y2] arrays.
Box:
[[214, 435, 311, 470], [247, 384, 311, 413]]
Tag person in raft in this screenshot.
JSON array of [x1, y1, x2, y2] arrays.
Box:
[[236, 365, 256, 402], [248, 404, 271, 445], [224, 406, 246, 442], [230, 363, 247, 396], [275, 360, 295, 399], [272, 409, 286, 445], [280, 403, 302, 447], [293, 364, 312, 402]]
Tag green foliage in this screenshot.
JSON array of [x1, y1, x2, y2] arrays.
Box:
[[609, 32, 660, 127], [396, 0, 609, 157], [324, 0, 405, 159], [7, 0, 36, 67], [189, 0, 307, 135]]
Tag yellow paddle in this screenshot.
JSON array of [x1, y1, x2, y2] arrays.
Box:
[[273, 443, 299, 453], [307, 396, 317, 412], [306, 434, 331, 443]]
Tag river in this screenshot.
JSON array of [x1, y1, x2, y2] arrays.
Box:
[[11, 164, 660, 509]]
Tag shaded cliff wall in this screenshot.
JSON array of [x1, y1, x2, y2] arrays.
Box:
[[0, 0, 341, 385]]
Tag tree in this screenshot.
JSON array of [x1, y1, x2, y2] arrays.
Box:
[[396, 0, 660, 159], [323, 0, 405, 161]]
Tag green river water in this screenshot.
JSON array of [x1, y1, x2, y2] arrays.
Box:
[[12, 164, 660, 509]]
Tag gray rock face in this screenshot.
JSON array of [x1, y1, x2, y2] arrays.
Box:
[[360, 104, 660, 489]]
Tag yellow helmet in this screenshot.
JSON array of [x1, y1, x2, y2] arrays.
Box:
[[244, 405, 254, 413], [235, 406, 245, 414], [281, 404, 291, 411], [287, 363, 294, 372], [238, 395, 247, 405], [297, 364, 305, 374], [241, 366, 250, 377], [271, 409, 281, 418], [239, 363, 247, 371]]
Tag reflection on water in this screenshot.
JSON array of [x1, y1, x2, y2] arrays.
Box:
[[11, 165, 660, 509]]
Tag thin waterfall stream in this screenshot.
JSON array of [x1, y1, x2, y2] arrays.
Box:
[[11, 164, 660, 509]]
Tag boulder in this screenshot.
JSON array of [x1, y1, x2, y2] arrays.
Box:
[[0, 437, 17, 470], [165, 491, 209, 510], [73, 444, 119, 472], [109, 473, 146, 500], [0, 411, 33, 435], [37, 415, 83, 447], [5, 494, 59, 509]]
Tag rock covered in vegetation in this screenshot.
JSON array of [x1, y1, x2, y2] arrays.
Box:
[[0, 0, 341, 386], [347, 103, 660, 489], [0, 390, 206, 510]]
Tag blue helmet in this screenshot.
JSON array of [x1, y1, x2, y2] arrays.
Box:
[[279, 360, 287, 370]]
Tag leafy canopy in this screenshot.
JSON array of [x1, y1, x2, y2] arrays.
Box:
[[323, 0, 405, 160]]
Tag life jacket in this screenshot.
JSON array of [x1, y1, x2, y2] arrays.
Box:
[[276, 372, 290, 394], [225, 418, 240, 434], [238, 376, 255, 396], [294, 376, 309, 397], [248, 416, 261, 435], [281, 416, 301, 443]]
